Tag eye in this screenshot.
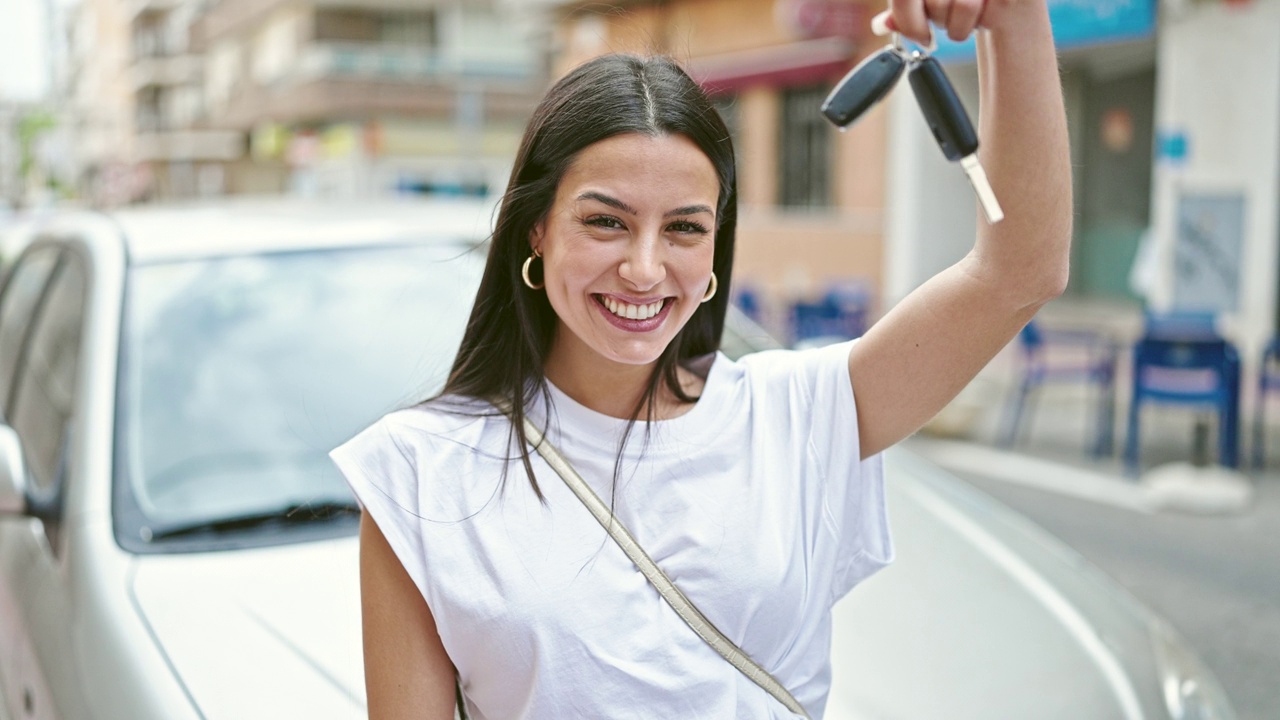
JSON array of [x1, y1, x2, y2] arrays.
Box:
[[585, 215, 625, 230], [668, 220, 710, 235]]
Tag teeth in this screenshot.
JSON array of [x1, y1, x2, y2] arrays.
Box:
[[602, 297, 663, 321]]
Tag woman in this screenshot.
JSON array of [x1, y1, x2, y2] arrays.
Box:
[[331, 0, 1071, 716]]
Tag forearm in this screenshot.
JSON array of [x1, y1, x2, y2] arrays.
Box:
[[970, 1, 1072, 308]]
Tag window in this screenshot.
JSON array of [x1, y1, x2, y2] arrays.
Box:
[[115, 243, 484, 545], [380, 11, 436, 46], [252, 15, 299, 85], [0, 247, 60, 416], [10, 256, 86, 497], [778, 85, 833, 209], [206, 40, 243, 111], [711, 93, 741, 165], [314, 9, 436, 47]]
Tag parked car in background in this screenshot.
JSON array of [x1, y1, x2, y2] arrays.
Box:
[[0, 200, 1235, 720]]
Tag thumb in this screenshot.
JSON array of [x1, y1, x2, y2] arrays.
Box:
[[870, 9, 898, 36]]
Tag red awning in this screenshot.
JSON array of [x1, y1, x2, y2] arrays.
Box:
[[688, 37, 857, 94]]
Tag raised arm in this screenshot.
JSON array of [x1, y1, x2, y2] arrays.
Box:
[[849, 0, 1071, 458]]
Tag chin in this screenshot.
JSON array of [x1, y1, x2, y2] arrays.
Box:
[[598, 338, 673, 367]]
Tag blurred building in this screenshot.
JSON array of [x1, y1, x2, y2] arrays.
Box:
[[64, 0, 240, 203], [1146, 0, 1280, 365], [61, 0, 543, 203], [65, 0, 137, 205], [0, 104, 27, 208], [193, 0, 542, 198], [541, 0, 889, 321]]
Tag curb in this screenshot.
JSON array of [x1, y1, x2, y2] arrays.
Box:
[[904, 436, 1255, 515]]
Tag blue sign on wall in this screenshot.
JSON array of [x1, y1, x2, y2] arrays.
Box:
[[931, 0, 1157, 63]]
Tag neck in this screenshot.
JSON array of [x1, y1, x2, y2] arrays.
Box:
[[543, 334, 694, 421]]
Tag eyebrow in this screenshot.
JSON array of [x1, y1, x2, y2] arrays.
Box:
[[577, 191, 713, 219]]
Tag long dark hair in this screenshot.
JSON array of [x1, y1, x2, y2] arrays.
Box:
[[437, 53, 738, 499]]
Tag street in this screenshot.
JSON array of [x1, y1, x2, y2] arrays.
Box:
[[940, 462, 1280, 720]]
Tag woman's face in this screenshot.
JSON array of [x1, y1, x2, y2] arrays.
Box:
[[533, 132, 720, 373]]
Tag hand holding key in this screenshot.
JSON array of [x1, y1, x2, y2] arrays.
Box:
[[822, 32, 1003, 223]]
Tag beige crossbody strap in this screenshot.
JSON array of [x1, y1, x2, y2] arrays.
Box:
[[513, 411, 811, 719]]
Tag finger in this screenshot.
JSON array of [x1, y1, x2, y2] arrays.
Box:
[[923, 0, 953, 39], [888, 0, 931, 45], [945, 0, 983, 41]]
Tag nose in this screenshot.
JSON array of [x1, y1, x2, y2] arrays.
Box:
[[618, 232, 666, 291]]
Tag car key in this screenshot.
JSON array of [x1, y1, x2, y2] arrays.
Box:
[[908, 55, 1004, 223], [821, 45, 908, 129]]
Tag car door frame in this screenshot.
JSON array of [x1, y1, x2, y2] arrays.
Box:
[[1, 214, 203, 720], [0, 237, 68, 720], [1, 224, 105, 720], [53, 216, 204, 720]]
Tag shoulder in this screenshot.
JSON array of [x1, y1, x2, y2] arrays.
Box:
[[730, 339, 856, 389], [333, 395, 510, 473], [376, 395, 513, 461], [331, 396, 515, 522]]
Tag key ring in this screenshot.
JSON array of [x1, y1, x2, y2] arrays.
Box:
[[891, 30, 937, 61]]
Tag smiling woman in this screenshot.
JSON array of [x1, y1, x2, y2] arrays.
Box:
[[331, 0, 1073, 715]]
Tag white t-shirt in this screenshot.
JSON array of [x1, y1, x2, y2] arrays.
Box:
[[330, 340, 893, 719]]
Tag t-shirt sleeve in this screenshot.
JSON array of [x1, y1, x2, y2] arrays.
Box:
[[329, 416, 429, 595], [796, 340, 895, 602]]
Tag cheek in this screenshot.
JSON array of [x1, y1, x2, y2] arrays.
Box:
[[546, 250, 602, 292], [680, 245, 717, 284]]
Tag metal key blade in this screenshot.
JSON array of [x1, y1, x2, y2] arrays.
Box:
[[908, 56, 1003, 223], [960, 155, 1004, 224], [821, 46, 907, 129]]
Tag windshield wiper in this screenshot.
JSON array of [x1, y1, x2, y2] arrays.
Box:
[[145, 500, 361, 541]]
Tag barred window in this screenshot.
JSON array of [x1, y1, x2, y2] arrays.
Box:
[[778, 85, 832, 208]]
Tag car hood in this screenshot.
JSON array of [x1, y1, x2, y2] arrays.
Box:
[[825, 449, 1166, 720], [131, 537, 365, 720]]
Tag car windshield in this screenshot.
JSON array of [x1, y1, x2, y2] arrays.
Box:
[[116, 242, 485, 535]]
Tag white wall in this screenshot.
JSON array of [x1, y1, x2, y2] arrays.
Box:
[[884, 63, 982, 305], [1149, 0, 1280, 362]]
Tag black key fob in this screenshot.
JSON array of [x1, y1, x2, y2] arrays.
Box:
[[821, 47, 907, 129], [908, 55, 979, 161]]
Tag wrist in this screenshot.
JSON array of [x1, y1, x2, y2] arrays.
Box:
[[979, 0, 1054, 44]]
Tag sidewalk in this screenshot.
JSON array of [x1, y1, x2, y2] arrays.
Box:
[[907, 297, 1270, 515]]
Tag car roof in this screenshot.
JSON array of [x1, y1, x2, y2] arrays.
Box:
[[107, 197, 499, 264]]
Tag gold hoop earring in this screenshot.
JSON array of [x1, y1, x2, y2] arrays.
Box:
[[522, 249, 544, 290], [701, 272, 718, 303]]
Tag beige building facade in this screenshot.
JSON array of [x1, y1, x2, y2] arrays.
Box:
[[195, 0, 542, 199], [548, 0, 891, 327], [63, 0, 545, 203], [66, 0, 142, 205]]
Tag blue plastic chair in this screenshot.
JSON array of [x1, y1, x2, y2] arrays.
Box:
[[732, 286, 764, 325], [1124, 315, 1241, 474], [1253, 338, 1280, 469], [788, 284, 870, 346], [1000, 319, 1119, 456]]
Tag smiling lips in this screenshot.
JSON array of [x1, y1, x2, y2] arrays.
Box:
[[594, 294, 673, 330], [600, 295, 665, 320]]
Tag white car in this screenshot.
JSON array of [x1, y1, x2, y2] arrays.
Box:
[[0, 200, 1234, 720]]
